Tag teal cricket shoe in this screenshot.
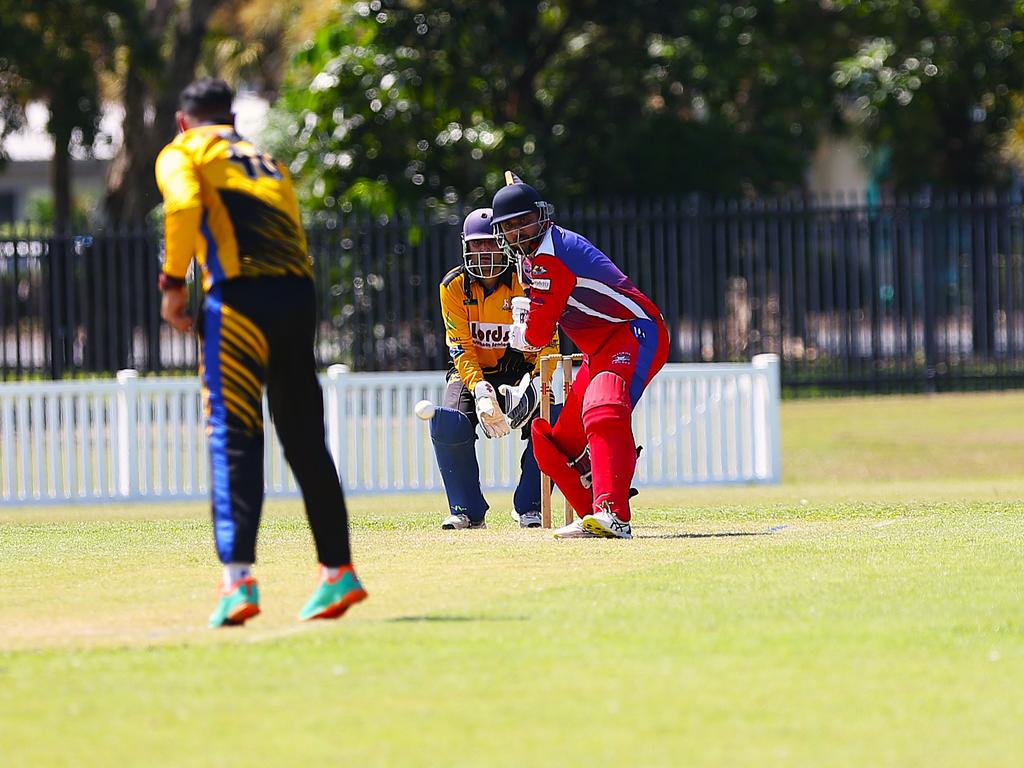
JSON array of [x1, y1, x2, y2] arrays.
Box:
[[209, 576, 261, 628], [299, 566, 368, 621]]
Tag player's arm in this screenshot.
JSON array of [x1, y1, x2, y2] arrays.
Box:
[[523, 254, 575, 349], [525, 326, 561, 375], [154, 145, 202, 282], [441, 280, 510, 437], [154, 146, 201, 332], [440, 280, 485, 390]]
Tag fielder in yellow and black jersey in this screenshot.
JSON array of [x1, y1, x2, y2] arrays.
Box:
[[155, 123, 311, 291]]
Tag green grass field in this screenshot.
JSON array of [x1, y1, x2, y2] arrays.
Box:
[[3, 392, 1024, 766]]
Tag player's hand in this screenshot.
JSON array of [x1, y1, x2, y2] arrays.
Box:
[[161, 288, 194, 333], [498, 373, 540, 429], [509, 323, 541, 353], [473, 381, 511, 438]]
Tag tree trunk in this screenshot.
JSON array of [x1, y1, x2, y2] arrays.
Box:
[[104, 0, 226, 226], [51, 128, 71, 232], [104, 67, 169, 226]]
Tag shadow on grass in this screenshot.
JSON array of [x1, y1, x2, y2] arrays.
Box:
[[638, 525, 788, 540], [386, 615, 528, 623]]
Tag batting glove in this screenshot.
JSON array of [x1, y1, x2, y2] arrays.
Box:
[[509, 323, 541, 353]]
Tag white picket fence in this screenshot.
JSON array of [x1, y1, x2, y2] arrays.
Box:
[[0, 355, 781, 505]]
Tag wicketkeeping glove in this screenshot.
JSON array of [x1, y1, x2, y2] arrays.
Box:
[[498, 373, 540, 430], [473, 381, 511, 438]]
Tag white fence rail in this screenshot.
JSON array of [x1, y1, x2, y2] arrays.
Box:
[[0, 356, 780, 505]]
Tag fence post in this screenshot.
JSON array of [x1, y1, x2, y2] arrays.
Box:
[[921, 198, 938, 393], [45, 235, 62, 379], [752, 354, 781, 482], [115, 369, 139, 499], [326, 364, 349, 479]]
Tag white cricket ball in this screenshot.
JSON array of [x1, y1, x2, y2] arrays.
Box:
[[414, 400, 436, 420]]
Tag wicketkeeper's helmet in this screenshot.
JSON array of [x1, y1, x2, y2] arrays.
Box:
[[461, 208, 510, 279]]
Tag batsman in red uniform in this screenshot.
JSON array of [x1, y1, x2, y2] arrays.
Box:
[[491, 179, 669, 539]]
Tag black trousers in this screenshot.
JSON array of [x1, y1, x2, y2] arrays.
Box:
[[200, 276, 351, 566]]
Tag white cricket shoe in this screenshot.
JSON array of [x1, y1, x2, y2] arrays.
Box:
[[582, 509, 633, 539], [441, 513, 486, 530], [517, 510, 542, 528], [552, 519, 599, 539]]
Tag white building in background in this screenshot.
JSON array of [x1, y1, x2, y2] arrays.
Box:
[[0, 94, 271, 223]]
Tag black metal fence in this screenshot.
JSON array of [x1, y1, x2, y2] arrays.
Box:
[[0, 227, 174, 379], [5, 191, 1024, 395]]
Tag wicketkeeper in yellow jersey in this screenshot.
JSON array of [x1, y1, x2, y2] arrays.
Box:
[[155, 79, 366, 627], [428, 208, 559, 529]]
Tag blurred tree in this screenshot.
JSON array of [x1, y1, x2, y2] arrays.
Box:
[[0, 0, 130, 229], [200, 0, 338, 98], [104, 0, 227, 225], [0, 4, 29, 166], [620, 1, 852, 197], [831, 1, 1024, 366], [105, 0, 330, 223], [1003, 95, 1024, 171], [832, 0, 1024, 189], [274, 0, 850, 215], [1, 0, 324, 228]]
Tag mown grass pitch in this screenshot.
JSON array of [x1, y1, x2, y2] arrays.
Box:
[[3, 393, 1024, 766]]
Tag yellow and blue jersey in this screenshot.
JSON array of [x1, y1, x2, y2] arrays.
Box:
[[155, 124, 311, 291], [440, 266, 559, 389]]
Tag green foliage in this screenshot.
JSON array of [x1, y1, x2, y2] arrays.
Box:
[[274, 1, 846, 214], [21, 191, 99, 229], [832, 0, 1024, 188], [274, 0, 1024, 212], [0, 1, 134, 153], [0, 0, 142, 229]]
